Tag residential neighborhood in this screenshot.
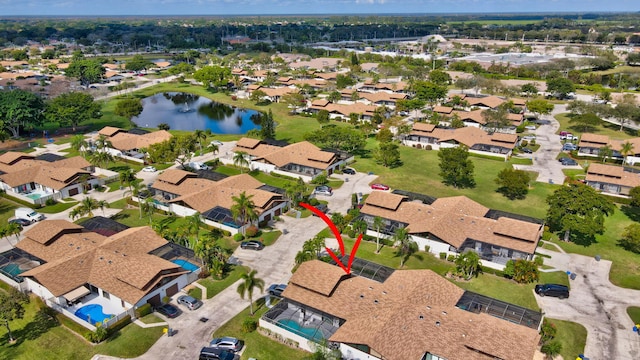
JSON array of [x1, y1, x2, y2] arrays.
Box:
[[2, 8, 640, 360]]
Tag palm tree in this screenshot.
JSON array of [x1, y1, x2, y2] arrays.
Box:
[[95, 134, 112, 150], [454, 251, 482, 280], [237, 269, 265, 315], [187, 212, 204, 248], [124, 181, 146, 219], [68, 207, 83, 221], [373, 216, 384, 253], [6, 222, 22, 246], [207, 143, 219, 155], [393, 227, 417, 268], [152, 219, 171, 238], [119, 169, 136, 191], [233, 151, 250, 173], [231, 191, 258, 235], [599, 144, 613, 163], [89, 150, 114, 170], [193, 130, 207, 154], [351, 219, 367, 237], [621, 141, 635, 164], [78, 196, 99, 217], [97, 200, 109, 216], [70, 134, 88, 157]]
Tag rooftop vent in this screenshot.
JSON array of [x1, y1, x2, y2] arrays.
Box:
[[419, 315, 424, 320], [360, 294, 364, 299], [374, 299, 379, 304], [435, 321, 441, 327], [442, 311, 447, 316], [426, 306, 431, 310]]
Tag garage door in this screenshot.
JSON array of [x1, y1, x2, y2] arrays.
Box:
[[147, 294, 161, 306], [263, 213, 271, 222], [68, 187, 80, 196], [166, 283, 179, 297]]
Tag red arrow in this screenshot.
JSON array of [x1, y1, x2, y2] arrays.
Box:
[[299, 202, 362, 275]]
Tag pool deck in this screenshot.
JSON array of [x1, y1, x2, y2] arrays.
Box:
[[274, 308, 339, 340]]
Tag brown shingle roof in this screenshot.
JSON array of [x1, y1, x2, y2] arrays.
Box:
[[19, 224, 186, 305], [236, 137, 262, 149], [0, 151, 34, 165], [586, 163, 640, 188], [467, 95, 505, 109], [108, 130, 172, 151], [283, 261, 540, 360], [155, 169, 197, 185], [360, 193, 540, 254], [22, 220, 84, 246], [234, 138, 339, 171], [98, 126, 124, 137], [364, 191, 405, 211]]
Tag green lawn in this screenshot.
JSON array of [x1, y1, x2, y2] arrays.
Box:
[[340, 237, 558, 310], [626, 306, 640, 324], [0, 294, 164, 360], [555, 113, 638, 139], [245, 230, 282, 246], [0, 198, 20, 224], [138, 314, 166, 324], [549, 206, 640, 289], [352, 139, 555, 219], [37, 201, 79, 214], [547, 318, 588, 360], [211, 299, 309, 360], [198, 265, 250, 299]]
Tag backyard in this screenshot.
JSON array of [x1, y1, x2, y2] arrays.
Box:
[[0, 291, 164, 360], [555, 113, 638, 139]]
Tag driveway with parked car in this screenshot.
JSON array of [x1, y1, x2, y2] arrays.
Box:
[[535, 247, 640, 360]]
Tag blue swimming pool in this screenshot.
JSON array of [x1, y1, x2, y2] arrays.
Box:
[[0, 263, 23, 277], [277, 319, 325, 342], [74, 304, 114, 325], [172, 259, 199, 272]]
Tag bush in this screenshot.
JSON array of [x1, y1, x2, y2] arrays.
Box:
[[439, 252, 447, 260], [447, 254, 456, 262], [425, 145, 432, 150], [162, 296, 170, 304], [541, 341, 562, 358], [520, 140, 529, 147], [135, 303, 152, 318], [539, 318, 557, 344], [45, 198, 57, 206], [347, 229, 356, 238], [107, 315, 132, 335], [530, 139, 536, 145], [424, 245, 430, 253], [242, 318, 258, 333], [245, 225, 259, 238], [198, 269, 211, 278], [308, 197, 319, 206], [516, 124, 526, 133], [85, 324, 108, 343], [233, 233, 244, 242]]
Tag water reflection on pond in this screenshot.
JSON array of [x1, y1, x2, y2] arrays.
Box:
[[133, 92, 261, 134]]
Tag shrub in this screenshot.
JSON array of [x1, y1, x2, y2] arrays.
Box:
[[439, 252, 447, 260], [447, 254, 456, 262], [245, 225, 259, 238], [541, 341, 562, 358], [198, 269, 211, 278], [534, 255, 544, 266], [135, 303, 152, 318], [162, 296, 170, 304], [45, 198, 57, 206], [242, 318, 258, 333], [539, 318, 557, 344], [233, 233, 244, 242], [530, 139, 536, 145], [425, 145, 432, 150], [347, 229, 356, 238], [308, 197, 319, 206], [520, 140, 529, 147], [86, 324, 108, 343], [424, 245, 431, 253]]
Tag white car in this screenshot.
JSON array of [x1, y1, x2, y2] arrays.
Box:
[[210, 140, 223, 146], [141, 166, 157, 172]]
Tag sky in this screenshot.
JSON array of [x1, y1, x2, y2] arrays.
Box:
[[0, 0, 637, 16]]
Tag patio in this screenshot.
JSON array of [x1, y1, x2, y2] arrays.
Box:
[[67, 291, 126, 320]]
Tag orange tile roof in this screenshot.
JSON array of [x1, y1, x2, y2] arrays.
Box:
[[283, 261, 540, 360]]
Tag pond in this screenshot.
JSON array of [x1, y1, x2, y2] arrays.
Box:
[[132, 92, 262, 134]]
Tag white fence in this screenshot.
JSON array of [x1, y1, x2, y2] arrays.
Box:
[[45, 298, 97, 331], [103, 309, 133, 328]]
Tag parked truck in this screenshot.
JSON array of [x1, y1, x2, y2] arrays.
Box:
[[15, 207, 45, 223]]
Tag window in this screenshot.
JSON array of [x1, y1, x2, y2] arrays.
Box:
[[103, 291, 110, 299], [424, 353, 447, 360]]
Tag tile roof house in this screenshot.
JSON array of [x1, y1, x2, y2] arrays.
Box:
[[405, 123, 518, 159], [359, 191, 542, 267], [308, 100, 378, 122], [261, 260, 541, 360], [233, 138, 349, 182], [95, 126, 172, 162], [0, 151, 97, 204], [585, 163, 640, 196], [577, 133, 640, 163], [17, 220, 191, 330], [150, 170, 287, 234]]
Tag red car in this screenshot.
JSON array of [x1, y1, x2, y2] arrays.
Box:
[[371, 183, 390, 191]]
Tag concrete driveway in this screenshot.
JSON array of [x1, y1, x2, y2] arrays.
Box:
[[535, 248, 640, 360], [320, 171, 377, 214], [514, 104, 582, 184]]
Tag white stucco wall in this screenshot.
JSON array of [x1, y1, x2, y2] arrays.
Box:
[[136, 273, 189, 306], [339, 343, 381, 360], [259, 318, 314, 352]]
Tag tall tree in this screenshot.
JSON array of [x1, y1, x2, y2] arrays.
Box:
[[0, 89, 45, 138], [621, 141, 635, 164], [393, 227, 417, 267], [0, 287, 30, 343], [70, 134, 88, 157], [412, 80, 447, 105], [526, 99, 554, 118], [495, 168, 530, 200], [89, 150, 114, 170], [546, 78, 575, 99], [373, 141, 401, 168], [125, 54, 153, 72], [233, 151, 250, 173], [546, 183, 615, 244], [438, 146, 475, 188], [114, 98, 144, 126], [236, 269, 265, 315], [260, 109, 276, 139], [316, 109, 330, 124], [613, 94, 640, 131], [231, 191, 258, 234], [193, 65, 231, 90], [65, 59, 105, 86], [373, 216, 384, 254], [282, 92, 306, 114], [46, 92, 101, 131], [187, 212, 204, 249]]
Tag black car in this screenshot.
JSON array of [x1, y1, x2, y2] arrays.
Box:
[[155, 303, 180, 318], [559, 157, 578, 166], [240, 240, 264, 250], [312, 203, 328, 216], [9, 218, 31, 226], [535, 284, 570, 299], [343, 168, 356, 175], [520, 147, 533, 154], [199, 347, 235, 360]]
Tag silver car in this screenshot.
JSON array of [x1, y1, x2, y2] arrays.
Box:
[[177, 295, 202, 310]]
